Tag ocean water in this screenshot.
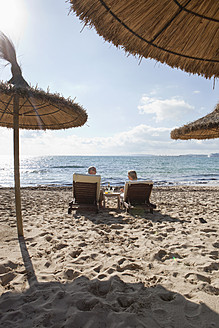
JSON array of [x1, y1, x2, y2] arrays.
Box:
[[0, 155, 218, 187]]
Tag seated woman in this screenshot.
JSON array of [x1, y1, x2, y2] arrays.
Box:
[[120, 170, 137, 197], [121, 170, 156, 209]]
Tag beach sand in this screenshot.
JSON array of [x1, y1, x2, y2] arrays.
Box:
[[0, 186, 218, 327]]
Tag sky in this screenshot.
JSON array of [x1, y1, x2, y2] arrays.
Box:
[[0, 0, 218, 157]]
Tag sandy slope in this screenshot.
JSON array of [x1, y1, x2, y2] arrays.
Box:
[[0, 186, 218, 327]]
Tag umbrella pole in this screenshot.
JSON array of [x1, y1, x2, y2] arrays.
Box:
[[13, 93, 23, 236]]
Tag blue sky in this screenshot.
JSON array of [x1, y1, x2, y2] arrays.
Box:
[[0, 0, 218, 156]]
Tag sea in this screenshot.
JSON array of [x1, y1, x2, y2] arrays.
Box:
[[0, 155, 219, 188]]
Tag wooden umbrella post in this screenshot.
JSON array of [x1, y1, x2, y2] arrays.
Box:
[[13, 93, 23, 236]]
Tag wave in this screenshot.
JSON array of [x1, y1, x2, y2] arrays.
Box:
[[50, 165, 86, 169], [1, 155, 219, 187], [25, 169, 50, 174], [190, 173, 219, 178]]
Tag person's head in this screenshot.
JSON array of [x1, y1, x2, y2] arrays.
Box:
[[128, 170, 137, 180], [88, 166, 97, 175]]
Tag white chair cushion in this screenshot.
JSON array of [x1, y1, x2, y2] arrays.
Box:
[[123, 180, 153, 200], [73, 173, 101, 201]]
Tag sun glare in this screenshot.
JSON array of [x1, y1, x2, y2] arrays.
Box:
[[0, 0, 27, 38]]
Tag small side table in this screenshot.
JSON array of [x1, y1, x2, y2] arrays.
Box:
[[103, 192, 121, 209]]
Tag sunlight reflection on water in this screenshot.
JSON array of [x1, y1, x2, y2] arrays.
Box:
[[0, 155, 218, 187]]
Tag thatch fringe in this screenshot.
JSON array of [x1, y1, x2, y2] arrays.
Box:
[[69, 0, 219, 79], [0, 30, 88, 131], [0, 82, 88, 130], [171, 103, 219, 140]]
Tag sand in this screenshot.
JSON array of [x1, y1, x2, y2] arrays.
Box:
[[0, 185, 218, 327]]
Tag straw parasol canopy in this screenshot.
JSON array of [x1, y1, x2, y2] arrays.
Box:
[[0, 83, 87, 130], [69, 0, 219, 79], [171, 103, 219, 140], [0, 32, 87, 236]]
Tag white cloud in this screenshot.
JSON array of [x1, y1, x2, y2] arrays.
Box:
[[0, 128, 13, 155], [1, 125, 218, 157], [138, 95, 194, 122]]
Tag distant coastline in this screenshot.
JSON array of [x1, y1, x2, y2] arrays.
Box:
[[208, 153, 219, 157]]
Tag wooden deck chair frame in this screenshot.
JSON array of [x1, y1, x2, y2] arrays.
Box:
[[121, 180, 155, 214], [68, 173, 101, 214]]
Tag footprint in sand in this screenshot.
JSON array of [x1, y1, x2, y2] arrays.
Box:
[[30, 242, 37, 247], [153, 249, 182, 262], [64, 268, 80, 280], [93, 265, 102, 273], [153, 249, 167, 261], [88, 279, 112, 297], [209, 250, 219, 260], [203, 262, 219, 273], [184, 301, 202, 318], [201, 284, 219, 296], [184, 272, 211, 284], [166, 226, 176, 232], [45, 235, 53, 242], [78, 242, 87, 247], [0, 264, 10, 274], [44, 261, 51, 268], [117, 295, 134, 308], [1, 261, 18, 271], [53, 242, 68, 251], [0, 271, 16, 286], [69, 249, 82, 259], [116, 261, 143, 273], [201, 228, 217, 233], [98, 274, 107, 279], [212, 242, 219, 248], [118, 258, 126, 266], [152, 308, 169, 322], [75, 297, 99, 311]]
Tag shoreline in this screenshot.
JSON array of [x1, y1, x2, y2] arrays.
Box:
[[1, 184, 219, 190], [0, 185, 218, 326]]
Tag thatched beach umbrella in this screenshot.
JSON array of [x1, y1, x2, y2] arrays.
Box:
[[171, 103, 219, 140], [0, 32, 87, 236], [69, 0, 219, 79]]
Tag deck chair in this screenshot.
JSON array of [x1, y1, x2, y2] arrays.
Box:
[[68, 173, 101, 214], [121, 180, 156, 214]]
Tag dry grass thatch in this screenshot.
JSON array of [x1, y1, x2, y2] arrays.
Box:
[[69, 0, 219, 79], [0, 83, 88, 130], [0, 32, 88, 238], [171, 103, 219, 140], [0, 32, 87, 130]]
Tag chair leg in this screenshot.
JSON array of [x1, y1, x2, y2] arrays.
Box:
[[68, 201, 73, 214]]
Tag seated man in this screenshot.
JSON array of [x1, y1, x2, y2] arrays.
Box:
[[88, 166, 97, 175], [87, 166, 104, 207]]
